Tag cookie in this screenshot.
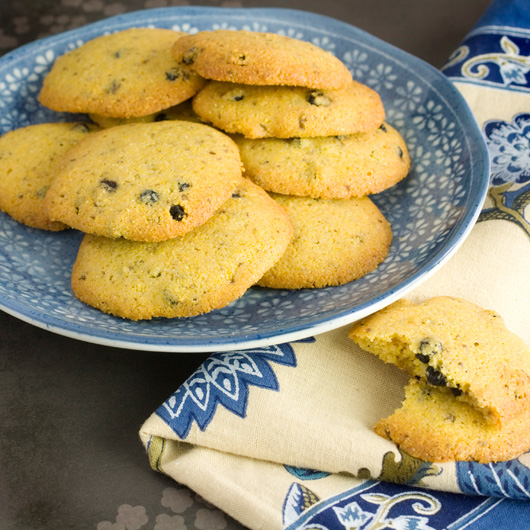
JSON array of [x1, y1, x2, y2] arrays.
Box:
[[192, 81, 385, 139], [171, 29, 353, 89], [349, 297, 530, 428], [39, 28, 205, 118], [44, 121, 243, 242], [373, 377, 530, 463], [71, 178, 294, 320], [257, 194, 392, 289], [234, 123, 410, 198], [0, 121, 99, 231], [89, 99, 202, 128]]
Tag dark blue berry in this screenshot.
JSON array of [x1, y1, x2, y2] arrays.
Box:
[[139, 190, 159, 205], [100, 179, 118, 192], [170, 204, 186, 221], [426, 366, 447, 387]]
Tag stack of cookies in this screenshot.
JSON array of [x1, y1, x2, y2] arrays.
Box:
[[171, 29, 411, 289], [0, 26, 412, 320], [1, 28, 295, 320], [44, 120, 294, 320]]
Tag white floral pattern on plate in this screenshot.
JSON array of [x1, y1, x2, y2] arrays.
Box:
[[0, 7, 490, 351]]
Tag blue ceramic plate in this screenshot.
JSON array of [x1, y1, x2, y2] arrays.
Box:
[[0, 7, 489, 352]]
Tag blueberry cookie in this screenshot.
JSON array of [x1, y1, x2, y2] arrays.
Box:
[[39, 28, 205, 118], [0, 122, 99, 231], [44, 121, 243, 241], [71, 178, 294, 320], [349, 297, 530, 462], [234, 123, 410, 198], [89, 99, 202, 128], [192, 81, 384, 138], [258, 194, 392, 289], [171, 29, 353, 89], [372, 377, 530, 463]]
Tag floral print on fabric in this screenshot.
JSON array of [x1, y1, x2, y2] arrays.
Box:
[[456, 456, 530, 499], [155, 343, 297, 438], [443, 29, 530, 92], [282, 480, 498, 530], [481, 112, 530, 236], [485, 112, 530, 186]]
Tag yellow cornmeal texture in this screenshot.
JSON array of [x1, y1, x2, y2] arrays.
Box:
[[192, 81, 384, 139], [71, 179, 294, 320], [38, 28, 205, 118], [349, 297, 530, 427], [44, 121, 243, 242], [89, 99, 203, 128], [258, 194, 392, 289], [0, 122, 100, 231], [234, 123, 410, 198], [375, 378, 530, 463], [171, 29, 353, 89]]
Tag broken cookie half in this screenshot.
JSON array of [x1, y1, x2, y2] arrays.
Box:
[[349, 296, 530, 463]]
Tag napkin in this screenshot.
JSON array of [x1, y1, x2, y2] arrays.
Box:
[[139, 0, 530, 528]]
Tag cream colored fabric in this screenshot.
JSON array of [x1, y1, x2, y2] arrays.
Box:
[[140, 328, 409, 476]]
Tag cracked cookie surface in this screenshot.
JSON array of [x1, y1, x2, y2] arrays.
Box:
[[349, 297, 530, 462], [374, 377, 530, 463]]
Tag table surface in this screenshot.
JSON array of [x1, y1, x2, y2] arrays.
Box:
[[0, 1, 493, 529]]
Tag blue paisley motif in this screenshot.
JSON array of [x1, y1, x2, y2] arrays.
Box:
[[282, 481, 491, 530], [442, 27, 530, 93], [484, 112, 530, 185], [456, 458, 530, 500], [155, 343, 297, 438]]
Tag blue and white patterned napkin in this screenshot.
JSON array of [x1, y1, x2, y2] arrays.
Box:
[[140, 1, 530, 528]]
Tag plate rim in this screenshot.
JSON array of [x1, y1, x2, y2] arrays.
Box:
[[0, 6, 490, 352]]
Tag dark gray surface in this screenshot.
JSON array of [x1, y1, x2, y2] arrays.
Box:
[[0, 1, 492, 529], [0, 0, 491, 69]]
